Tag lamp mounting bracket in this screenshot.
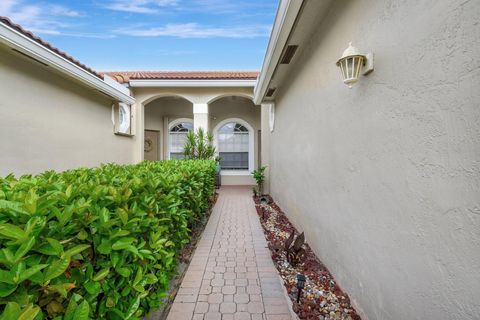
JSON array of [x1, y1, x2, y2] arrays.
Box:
[[362, 52, 374, 75]]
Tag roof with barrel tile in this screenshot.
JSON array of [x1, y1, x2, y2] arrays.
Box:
[[0, 16, 102, 78], [102, 71, 259, 84]]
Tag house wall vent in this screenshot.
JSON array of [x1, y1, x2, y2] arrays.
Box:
[[280, 45, 298, 64], [266, 88, 276, 97]]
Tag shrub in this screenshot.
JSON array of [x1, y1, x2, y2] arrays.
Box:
[[0, 160, 216, 319]]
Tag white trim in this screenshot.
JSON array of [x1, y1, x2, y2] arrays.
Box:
[[262, 102, 275, 132], [168, 118, 194, 130], [130, 79, 256, 88], [220, 170, 251, 176], [0, 22, 135, 105], [167, 118, 193, 160], [213, 118, 255, 173], [104, 75, 131, 96], [207, 93, 254, 104], [253, 0, 304, 104]]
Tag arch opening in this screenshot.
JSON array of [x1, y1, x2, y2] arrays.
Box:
[[144, 96, 193, 161]]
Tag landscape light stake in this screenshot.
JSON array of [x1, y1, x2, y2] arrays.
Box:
[[296, 274, 306, 303], [260, 197, 268, 220]]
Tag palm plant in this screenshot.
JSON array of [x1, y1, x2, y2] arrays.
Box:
[[183, 127, 217, 160], [252, 166, 267, 195]]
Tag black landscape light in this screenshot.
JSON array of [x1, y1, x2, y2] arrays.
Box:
[[260, 197, 268, 205], [296, 274, 306, 303]]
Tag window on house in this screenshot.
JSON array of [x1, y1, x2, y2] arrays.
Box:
[[218, 122, 249, 170], [114, 103, 132, 136], [169, 121, 193, 159]]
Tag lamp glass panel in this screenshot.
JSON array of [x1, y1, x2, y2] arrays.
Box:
[[354, 56, 363, 78], [340, 59, 348, 80], [347, 57, 354, 79]]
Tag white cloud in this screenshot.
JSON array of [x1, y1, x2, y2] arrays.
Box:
[[50, 5, 83, 18], [181, 0, 277, 16], [156, 49, 195, 56], [0, 0, 82, 35], [105, 0, 179, 14], [116, 23, 271, 38]]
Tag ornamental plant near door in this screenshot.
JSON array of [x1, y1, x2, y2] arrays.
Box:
[[183, 128, 221, 188], [183, 128, 217, 161], [0, 160, 216, 319], [252, 166, 267, 195]]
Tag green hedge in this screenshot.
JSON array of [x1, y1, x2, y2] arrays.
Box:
[[0, 160, 216, 319]]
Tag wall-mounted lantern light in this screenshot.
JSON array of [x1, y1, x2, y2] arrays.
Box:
[[336, 42, 374, 88]]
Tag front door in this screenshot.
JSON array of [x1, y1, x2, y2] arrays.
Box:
[[144, 130, 160, 161]]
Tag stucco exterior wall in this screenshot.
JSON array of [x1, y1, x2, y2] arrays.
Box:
[[267, 1, 480, 319], [0, 46, 135, 176]]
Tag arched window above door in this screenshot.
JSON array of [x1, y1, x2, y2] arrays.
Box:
[[169, 120, 193, 159]]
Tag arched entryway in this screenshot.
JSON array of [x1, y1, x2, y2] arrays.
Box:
[[213, 118, 254, 173], [208, 95, 260, 185], [144, 96, 193, 161]]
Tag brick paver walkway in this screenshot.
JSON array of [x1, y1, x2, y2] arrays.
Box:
[[167, 186, 292, 320]]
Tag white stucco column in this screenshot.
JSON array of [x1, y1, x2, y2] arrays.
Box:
[[193, 103, 209, 132]]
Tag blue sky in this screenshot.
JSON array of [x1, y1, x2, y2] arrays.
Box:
[[0, 0, 278, 71]]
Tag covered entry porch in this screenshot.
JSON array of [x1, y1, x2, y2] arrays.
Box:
[[117, 72, 262, 185]]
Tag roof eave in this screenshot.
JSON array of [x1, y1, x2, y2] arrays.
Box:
[[0, 22, 135, 105], [253, 0, 304, 105], [129, 79, 257, 88]]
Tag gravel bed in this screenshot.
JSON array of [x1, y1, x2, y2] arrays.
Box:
[[253, 195, 361, 320]]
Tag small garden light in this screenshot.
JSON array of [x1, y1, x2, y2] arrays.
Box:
[[260, 197, 268, 205], [296, 274, 306, 303], [260, 197, 268, 220], [336, 42, 374, 88]]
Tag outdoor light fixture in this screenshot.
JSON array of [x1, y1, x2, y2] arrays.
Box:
[[260, 197, 268, 205], [296, 274, 306, 303], [336, 42, 374, 88], [260, 197, 268, 220]]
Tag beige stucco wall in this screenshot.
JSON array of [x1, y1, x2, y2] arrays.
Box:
[[0, 46, 135, 177], [267, 0, 480, 319]]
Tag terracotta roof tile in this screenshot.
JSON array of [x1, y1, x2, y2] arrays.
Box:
[[102, 71, 259, 84], [0, 16, 102, 78]]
